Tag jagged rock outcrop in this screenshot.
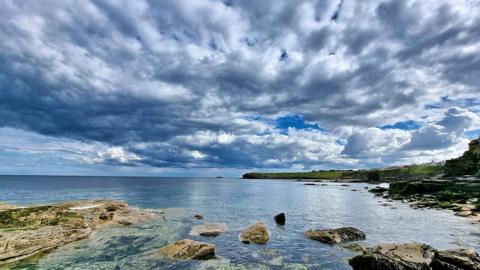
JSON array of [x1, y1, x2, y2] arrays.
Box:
[[431, 248, 480, 270], [158, 239, 215, 260], [0, 200, 157, 266], [445, 138, 480, 177], [349, 243, 480, 270], [305, 227, 366, 244]]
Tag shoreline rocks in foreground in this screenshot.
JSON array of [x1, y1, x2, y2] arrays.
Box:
[[305, 227, 366, 244], [239, 222, 269, 244], [158, 239, 215, 260], [349, 243, 480, 270], [0, 200, 158, 266]]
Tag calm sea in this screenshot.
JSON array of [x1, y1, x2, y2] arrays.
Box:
[[1, 176, 479, 269]]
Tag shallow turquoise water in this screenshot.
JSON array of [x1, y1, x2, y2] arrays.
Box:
[[1, 176, 479, 269]]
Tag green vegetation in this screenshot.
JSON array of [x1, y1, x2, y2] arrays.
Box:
[[445, 138, 480, 176], [243, 170, 344, 180], [388, 180, 480, 210], [0, 205, 83, 229], [243, 164, 444, 182]]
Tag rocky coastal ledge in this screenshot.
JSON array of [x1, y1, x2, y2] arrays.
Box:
[[370, 179, 480, 221], [0, 200, 158, 266], [349, 243, 480, 270]]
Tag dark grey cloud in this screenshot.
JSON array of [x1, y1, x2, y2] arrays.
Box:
[[0, 0, 479, 173]]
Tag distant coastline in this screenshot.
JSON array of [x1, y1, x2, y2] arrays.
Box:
[[243, 137, 480, 182], [242, 163, 444, 182]]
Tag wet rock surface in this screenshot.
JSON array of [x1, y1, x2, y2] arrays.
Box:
[[239, 222, 269, 244], [342, 243, 368, 253], [158, 239, 215, 260], [305, 227, 366, 244], [371, 179, 480, 221], [431, 248, 480, 270], [349, 243, 480, 270], [0, 200, 157, 266]]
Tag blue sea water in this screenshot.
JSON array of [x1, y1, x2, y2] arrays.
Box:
[[1, 176, 479, 269]]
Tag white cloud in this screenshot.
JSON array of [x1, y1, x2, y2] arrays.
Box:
[[0, 0, 479, 174]]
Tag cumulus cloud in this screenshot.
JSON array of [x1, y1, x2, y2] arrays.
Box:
[[0, 0, 479, 174]]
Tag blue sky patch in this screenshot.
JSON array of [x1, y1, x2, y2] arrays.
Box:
[[379, 120, 421, 131], [275, 115, 325, 133], [466, 129, 480, 139]]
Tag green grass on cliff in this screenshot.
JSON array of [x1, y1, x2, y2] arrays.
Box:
[[394, 165, 444, 174], [243, 171, 344, 179], [243, 164, 444, 180]]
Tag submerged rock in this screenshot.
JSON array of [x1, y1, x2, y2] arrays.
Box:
[[305, 227, 366, 244], [158, 239, 215, 260], [274, 213, 286, 225], [189, 223, 227, 237], [252, 249, 284, 266], [239, 222, 269, 244]]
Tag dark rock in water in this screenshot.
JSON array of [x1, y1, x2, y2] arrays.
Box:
[[341, 184, 350, 187], [349, 243, 435, 270], [369, 187, 388, 194], [431, 248, 480, 270], [350, 253, 410, 270], [305, 227, 365, 244], [194, 214, 204, 220], [274, 213, 286, 225], [158, 239, 215, 260], [303, 183, 317, 186], [239, 222, 269, 244]]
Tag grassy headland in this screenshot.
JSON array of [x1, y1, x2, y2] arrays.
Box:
[[244, 137, 480, 182], [243, 164, 444, 182]]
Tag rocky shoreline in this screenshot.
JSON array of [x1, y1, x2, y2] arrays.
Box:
[[0, 200, 159, 266], [370, 179, 480, 222], [2, 195, 480, 269]]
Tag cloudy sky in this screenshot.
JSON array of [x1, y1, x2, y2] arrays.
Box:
[[1, 0, 479, 176]]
